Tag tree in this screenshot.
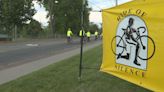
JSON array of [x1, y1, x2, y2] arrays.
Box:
[[0, 0, 3, 32], [88, 22, 100, 34], [0, 0, 35, 39], [26, 19, 43, 38], [38, 0, 90, 35]]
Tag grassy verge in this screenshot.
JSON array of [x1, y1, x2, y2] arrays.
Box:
[[0, 45, 150, 92]]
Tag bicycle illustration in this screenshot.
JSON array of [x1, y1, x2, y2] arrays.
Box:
[[111, 18, 155, 66]]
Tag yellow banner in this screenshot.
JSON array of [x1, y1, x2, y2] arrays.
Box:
[[100, 0, 164, 91]]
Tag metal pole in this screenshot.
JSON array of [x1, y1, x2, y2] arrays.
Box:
[[116, 0, 118, 6], [79, 0, 85, 80]]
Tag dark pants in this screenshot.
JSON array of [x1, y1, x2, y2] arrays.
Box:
[[87, 37, 90, 42], [67, 37, 71, 43]]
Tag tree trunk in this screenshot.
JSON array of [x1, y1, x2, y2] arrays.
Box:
[[49, 0, 55, 38]]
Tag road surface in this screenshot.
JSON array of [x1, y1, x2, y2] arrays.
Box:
[[0, 38, 101, 70]]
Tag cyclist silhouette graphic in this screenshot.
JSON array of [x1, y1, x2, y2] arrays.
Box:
[[117, 18, 141, 66], [111, 16, 155, 69]]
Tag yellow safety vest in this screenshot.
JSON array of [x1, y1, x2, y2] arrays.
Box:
[[86, 32, 91, 37], [94, 31, 98, 36], [67, 30, 73, 37], [79, 30, 85, 36]]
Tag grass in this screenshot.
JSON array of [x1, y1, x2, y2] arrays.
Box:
[[0, 45, 151, 92]]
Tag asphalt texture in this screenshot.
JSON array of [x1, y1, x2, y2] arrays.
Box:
[[0, 39, 102, 85], [0, 38, 100, 70]]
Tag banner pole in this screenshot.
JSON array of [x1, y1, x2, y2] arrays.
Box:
[[79, 0, 85, 80]]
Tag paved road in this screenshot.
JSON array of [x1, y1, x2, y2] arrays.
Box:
[[0, 40, 102, 85], [0, 38, 100, 70]]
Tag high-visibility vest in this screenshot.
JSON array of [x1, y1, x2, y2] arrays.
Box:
[[79, 30, 85, 36], [94, 31, 98, 36], [86, 31, 91, 37], [67, 29, 73, 37]]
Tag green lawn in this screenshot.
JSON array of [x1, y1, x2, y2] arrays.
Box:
[[0, 45, 151, 92]]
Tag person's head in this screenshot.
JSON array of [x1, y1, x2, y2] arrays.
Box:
[[128, 18, 134, 26]]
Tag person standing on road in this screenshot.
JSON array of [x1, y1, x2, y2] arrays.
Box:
[[86, 31, 91, 42], [94, 30, 99, 40], [67, 28, 73, 43]]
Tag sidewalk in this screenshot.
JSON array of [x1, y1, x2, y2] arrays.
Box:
[[0, 41, 102, 85]]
